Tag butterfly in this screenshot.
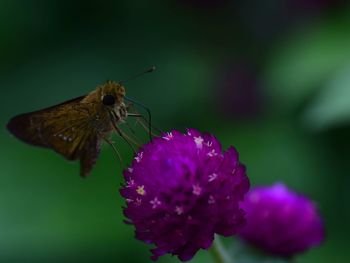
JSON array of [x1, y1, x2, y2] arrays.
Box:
[[7, 68, 155, 177]]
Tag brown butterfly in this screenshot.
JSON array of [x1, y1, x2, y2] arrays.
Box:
[[7, 68, 155, 177]]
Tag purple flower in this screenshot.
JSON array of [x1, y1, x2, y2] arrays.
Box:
[[120, 129, 250, 261], [238, 183, 325, 258]]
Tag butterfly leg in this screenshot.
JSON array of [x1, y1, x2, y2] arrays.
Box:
[[127, 112, 161, 138], [110, 121, 139, 154], [119, 122, 143, 146], [97, 132, 123, 166], [107, 109, 140, 153], [126, 102, 162, 139]]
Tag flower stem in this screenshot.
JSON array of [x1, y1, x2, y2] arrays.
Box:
[[210, 235, 231, 263]]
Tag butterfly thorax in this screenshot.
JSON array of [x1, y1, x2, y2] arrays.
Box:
[[81, 81, 127, 133]]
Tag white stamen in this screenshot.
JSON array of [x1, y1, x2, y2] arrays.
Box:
[[135, 152, 143, 163], [208, 173, 218, 182], [150, 197, 161, 209], [207, 149, 218, 157], [194, 136, 204, 149], [208, 195, 215, 204], [162, 132, 173, 141], [126, 179, 135, 187], [135, 198, 142, 206], [175, 206, 184, 215], [192, 184, 202, 196]]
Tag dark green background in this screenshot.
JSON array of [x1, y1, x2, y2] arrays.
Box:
[[1, 0, 350, 262]]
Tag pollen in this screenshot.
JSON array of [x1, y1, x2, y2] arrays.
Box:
[[136, 185, 146, 196], [162, 132, 173, 141]]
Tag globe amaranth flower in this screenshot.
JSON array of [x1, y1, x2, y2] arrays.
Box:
[[120, 129, 250, 261], [238, 183, 325, 258]]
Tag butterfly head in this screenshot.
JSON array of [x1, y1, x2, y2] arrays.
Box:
[[100, 81, 125, 105], [97, 81, 127, 123]]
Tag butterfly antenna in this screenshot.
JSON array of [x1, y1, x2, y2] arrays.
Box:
[[119, 66, 156, 85]]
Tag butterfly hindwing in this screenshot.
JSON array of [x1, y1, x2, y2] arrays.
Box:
[[80, 134, 101, 177]]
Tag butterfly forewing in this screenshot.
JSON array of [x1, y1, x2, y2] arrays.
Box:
[[7, 96, 101, 177]]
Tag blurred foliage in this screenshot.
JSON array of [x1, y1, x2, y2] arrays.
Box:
[[1, 0, 350, 262]]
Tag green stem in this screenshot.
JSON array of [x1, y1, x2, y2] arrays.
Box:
[[210, 235, 231, 263]]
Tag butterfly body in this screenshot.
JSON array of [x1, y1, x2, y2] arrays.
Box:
[[7, 81, 127, 177]]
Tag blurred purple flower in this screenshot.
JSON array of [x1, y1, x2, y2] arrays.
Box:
[[120, 129, 250, 261], [238, 183, 325, 258], [215, 61, 263, 120]]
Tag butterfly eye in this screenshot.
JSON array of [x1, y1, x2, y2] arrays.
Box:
[[102, 94, 115, 106]]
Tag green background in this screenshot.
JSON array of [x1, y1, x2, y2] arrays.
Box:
[[1, 0, 350, 262]]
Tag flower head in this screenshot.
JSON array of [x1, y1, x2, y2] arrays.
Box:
[[120, 129, 250, 261], [238, 183, 325, 258]]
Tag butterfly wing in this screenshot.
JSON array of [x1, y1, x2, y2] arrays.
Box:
[[7, 96, 102, 177], [80, 134, 101, 177]]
